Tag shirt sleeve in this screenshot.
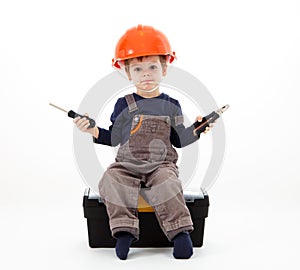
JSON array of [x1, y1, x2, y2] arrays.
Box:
[[170, 100, 200, 148], [93, 98, 125, 146]]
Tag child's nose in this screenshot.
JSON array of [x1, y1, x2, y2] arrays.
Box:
[[143, 71, 150, 77]]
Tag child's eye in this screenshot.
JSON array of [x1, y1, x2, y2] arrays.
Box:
[[133, 67, 142, 72], [150, 65, 158, 70]]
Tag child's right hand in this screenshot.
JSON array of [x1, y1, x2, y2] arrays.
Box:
[[73, 113, 99, 138]]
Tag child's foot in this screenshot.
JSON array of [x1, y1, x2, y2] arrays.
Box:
[[172, 232, 193, 259], [115, 232, 135, 260]]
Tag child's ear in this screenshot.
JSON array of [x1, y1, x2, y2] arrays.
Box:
[[126, 70, 132, 80], [162, 64, 168, 76]]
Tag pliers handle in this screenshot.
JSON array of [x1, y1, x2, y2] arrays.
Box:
[[193, 104, 229, 136]]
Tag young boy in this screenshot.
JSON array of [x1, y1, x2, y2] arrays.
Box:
[[74, 25, 212, 260]]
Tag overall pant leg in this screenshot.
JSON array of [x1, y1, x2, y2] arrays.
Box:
[[140, 162, 194, 241], [98, 162, 141, 240]]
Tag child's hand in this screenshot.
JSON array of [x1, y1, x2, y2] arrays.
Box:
[[73, 113, 99, 138], [195, 116, 215, 134]]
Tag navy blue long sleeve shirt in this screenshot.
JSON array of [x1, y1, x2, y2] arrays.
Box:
[[93, 93, 199, 148]]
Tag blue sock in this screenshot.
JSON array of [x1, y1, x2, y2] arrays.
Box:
[[115, 232, 135, 260], [172, 232, 193, 259]]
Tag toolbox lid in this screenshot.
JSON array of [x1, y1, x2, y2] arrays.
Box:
[[84, 188, 206, 203], [73, 68, 227, 195]]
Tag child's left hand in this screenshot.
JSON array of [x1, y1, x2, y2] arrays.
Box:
[[195, 116, 215, 134]]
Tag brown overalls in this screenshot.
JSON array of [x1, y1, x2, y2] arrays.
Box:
[[98, 94, 193, 241]]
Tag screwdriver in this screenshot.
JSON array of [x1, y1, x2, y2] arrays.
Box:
[[193, 104, 229, 136], [49, 103, 96, 128]]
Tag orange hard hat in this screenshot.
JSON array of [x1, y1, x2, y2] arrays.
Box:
[[112, 24, 176, 69]]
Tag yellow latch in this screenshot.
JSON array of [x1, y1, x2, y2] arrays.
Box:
[[137, 195, 154, 212]]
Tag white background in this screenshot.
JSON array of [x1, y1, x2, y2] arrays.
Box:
[[1, 0, 299, 269]]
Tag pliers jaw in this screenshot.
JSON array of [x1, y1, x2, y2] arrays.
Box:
[[216, 104, 230, 115]]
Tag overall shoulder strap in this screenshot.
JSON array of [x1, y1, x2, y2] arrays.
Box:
[[124, 94, 138, 114]]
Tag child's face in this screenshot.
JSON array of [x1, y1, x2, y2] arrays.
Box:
[[126, 56, 167, 93]]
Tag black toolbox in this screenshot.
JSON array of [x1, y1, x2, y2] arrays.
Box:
[[83, 188, 209, 248]]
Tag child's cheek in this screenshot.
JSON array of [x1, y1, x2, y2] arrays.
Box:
[[132, 75, 141, 84]]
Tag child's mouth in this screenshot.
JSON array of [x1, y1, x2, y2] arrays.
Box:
[[140, 80, 155, 84]]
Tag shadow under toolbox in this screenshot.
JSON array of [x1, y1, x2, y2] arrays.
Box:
[[83, 188, 209, 248]]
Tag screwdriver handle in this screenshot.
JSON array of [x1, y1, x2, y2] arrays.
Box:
[[68, 110, 96, 128]]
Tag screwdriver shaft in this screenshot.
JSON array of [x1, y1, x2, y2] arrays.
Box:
[[49, 103, 68, 113]]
